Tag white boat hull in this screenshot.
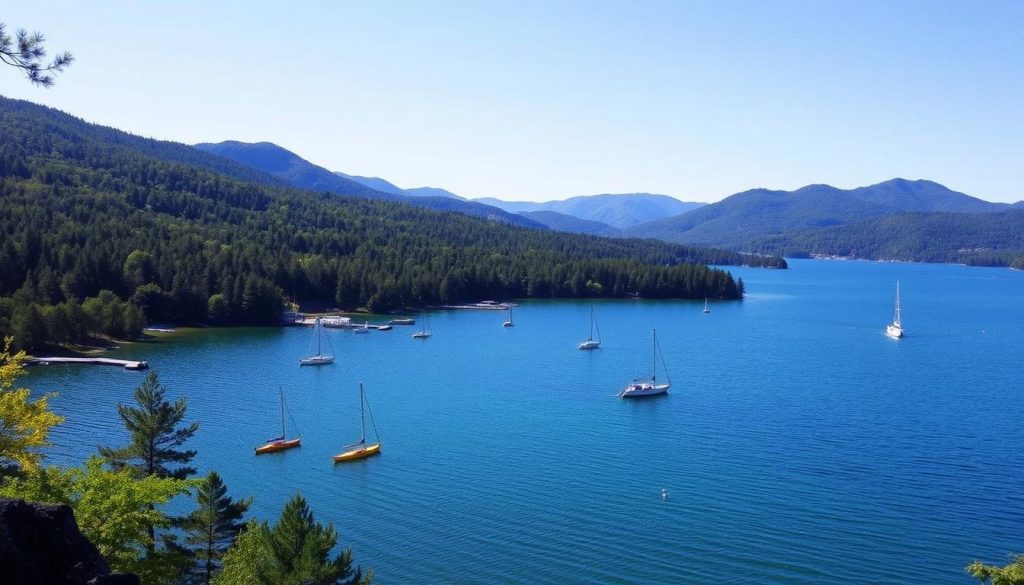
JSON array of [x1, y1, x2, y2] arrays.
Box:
[[619, 382, 670, 398], [886, 324, 903, 338], [299, 355, 334, 366], [579, 340, 600, 350]]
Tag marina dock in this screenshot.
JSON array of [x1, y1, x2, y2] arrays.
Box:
[[28, 357, 149, 370]]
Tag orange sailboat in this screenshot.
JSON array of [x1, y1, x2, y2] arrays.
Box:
[[333, 382, 381, 463], [255, 389, 301, 455]]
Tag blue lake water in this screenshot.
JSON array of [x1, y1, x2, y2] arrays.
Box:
[[25, 259, 1024, 583]]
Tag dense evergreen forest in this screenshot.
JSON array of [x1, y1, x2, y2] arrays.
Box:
[[0, 97, 784, 351], [742, 210, 1024, 266]]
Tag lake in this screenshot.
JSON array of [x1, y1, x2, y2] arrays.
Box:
[[24, 259, 1024, 583]]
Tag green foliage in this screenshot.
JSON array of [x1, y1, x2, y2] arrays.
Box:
[[182, 471, 252, 585], [743, 210, 1024, 266], [215, 495, 371, 585], [966, 554, 1024, 585], [0, 457, 192, 581], [0, 97, 774, 351], [0, 336, 63, 472], [100, 371, 199, 480], [0, 22, 74, 87]]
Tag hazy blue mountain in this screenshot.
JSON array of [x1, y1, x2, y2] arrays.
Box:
[[404, 186, 465, 200], [475, 193, 703, 228], [333, 172, 406, 195], [196, 141, 541, 228], [628, 179, 1010, 248], [195, 141, 393, 200], [518, 211, 622, 237], [333, 173, 466, 199], [743, 209, 1024, 266]]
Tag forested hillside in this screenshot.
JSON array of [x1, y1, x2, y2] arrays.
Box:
[[743, 210, 1024, 266], [0, 97, 783, 351]]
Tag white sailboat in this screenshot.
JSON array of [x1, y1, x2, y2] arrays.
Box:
[[354, 321, 370, 334], [412, 314, 432, 339], [579, 306, 601, 350], [333, 382, 381, 463], [619, 329, 671, 398], [299, 317, 334, 366], [503, 305, 514, 327], [703, 298, 710, 314], [886, 280, 904, 338]]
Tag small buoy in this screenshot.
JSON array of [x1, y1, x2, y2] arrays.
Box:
[[661, 488, 668, 500]]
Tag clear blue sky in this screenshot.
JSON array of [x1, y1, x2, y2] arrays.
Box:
[[3, 1, 1022, 203]]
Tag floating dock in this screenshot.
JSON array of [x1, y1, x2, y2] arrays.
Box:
[[28, 357, 149, 370]]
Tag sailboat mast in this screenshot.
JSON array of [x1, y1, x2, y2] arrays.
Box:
[[279, 388, 286, 437], [358, 383, 366, 444], [652, 329, 657, 383], [894, 281, 901, 325]]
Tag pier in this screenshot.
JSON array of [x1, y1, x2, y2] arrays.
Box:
[[28, 357, 149, 370]]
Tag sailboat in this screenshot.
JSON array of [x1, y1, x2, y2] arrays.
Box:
[[354, 321, 370, 334], [299, 317, 334, 365], [503, 305, 514, 327], [412, 314, 432, 338], [255, 389, 301, 454], [333, 382, 381, 463], [886, 280, 904, 338], [579, 306, 601, 350], [619, 329, 671, 398], [703, 298, 710, 314]]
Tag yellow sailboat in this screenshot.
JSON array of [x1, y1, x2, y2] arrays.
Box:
[[255, 389, 301, 454], [333, 382, 381, 463]]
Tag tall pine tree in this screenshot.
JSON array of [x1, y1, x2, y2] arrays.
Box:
[[100, 371, 199, 479], [182, 471, 252, 585]]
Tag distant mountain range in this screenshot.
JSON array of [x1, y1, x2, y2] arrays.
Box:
[[475, 193, 704, 229], [192, 141, 1022, 267], [626, 179, 1023, 265], [195, 141, 541, 229]]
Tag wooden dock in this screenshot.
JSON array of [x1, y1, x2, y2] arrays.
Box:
[[28, 357, 149, 370]]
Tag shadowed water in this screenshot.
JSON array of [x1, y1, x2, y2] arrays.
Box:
[[26, 260, 1024, 583]]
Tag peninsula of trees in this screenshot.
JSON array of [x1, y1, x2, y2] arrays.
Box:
[[0, 97, 784, 351]]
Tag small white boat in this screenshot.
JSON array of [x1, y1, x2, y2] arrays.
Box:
[[412, 314, 432, 339], [619, 329, 671, 398], [703, 298, 710, 314], [503, 305, 514, 327], [579, 306, 601, 350], [886, 280, 904, 338], [389, 318, 415, 325], [299, 317, 335, 366], [354, 321, 370, 334]]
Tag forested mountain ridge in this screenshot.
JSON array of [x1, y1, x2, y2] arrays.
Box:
[[0, 96, 782, 351], [628, 179, 1020, 259], [475, 193, 704, 229], [518, 211, 622, 237], [743, 210, 1024, 266], [196, 140, 537, 227]]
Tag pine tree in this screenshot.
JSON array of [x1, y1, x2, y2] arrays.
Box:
[[183, 471, 252, 585], [217, 494, 372, 585], [100, 371, 199, 480], [100, 370, 198, 565]]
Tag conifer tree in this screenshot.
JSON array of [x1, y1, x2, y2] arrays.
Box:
[[182, 471, 252, 585], [214, 494, 371, 585], [100, 371, 199, 480]]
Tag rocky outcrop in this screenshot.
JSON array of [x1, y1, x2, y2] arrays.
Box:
[[0, 498, 139, 584]]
